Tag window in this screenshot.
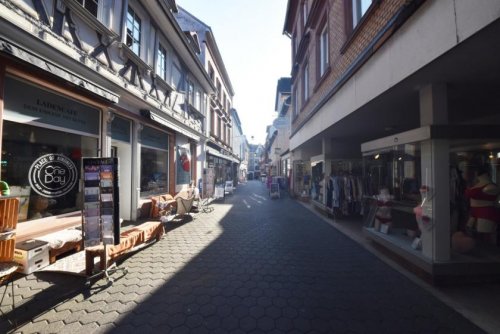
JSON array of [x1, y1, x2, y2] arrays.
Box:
[[302, 1, 308, 28], [2, 121, 98, 222], [126, 6, 141, 56], [156, 44, 167, 81], [319, 23, 329, 77], [194, 90, 201, 111], [217, 116, 222, 138], [172, 63, 183, 90], [187, 81, 194, 105], [210, 108, 215, 134], [352, 0, 372, 28], [216, 79, 222, 101], [208, 63, 215, 81], [303, 63, 309, 103], [293, 86, 298, 116], [77, 0, 98, 17], [140, 126, 169, 197]]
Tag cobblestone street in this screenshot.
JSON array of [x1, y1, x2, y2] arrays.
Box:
[[1, 181, 484, 333]]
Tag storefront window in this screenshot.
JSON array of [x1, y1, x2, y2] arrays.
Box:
[[450, 142, 500, 246], [363, 143, 422, 238], [140, 126, 169, 197], [2, 121, 98, 222], [363, 143, 421, 202], [311, 160, 323, 202]]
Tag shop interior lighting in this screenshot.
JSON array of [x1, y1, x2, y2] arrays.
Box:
[[374, 154, 380, 160], [497, 152, 500, 159], [489, 152, 494, 159], [398, 157, 402, 161]]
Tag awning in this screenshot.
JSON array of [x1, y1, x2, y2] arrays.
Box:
[[141, 109, 200, 142], [206, 148, 239, 163]]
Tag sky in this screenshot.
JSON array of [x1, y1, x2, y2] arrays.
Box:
[[177, 0, 291, 145]]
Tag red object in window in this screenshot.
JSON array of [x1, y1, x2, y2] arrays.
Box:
[[181, 153, 190, 172]]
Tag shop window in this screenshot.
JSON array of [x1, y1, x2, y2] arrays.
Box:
[[140, 147, 168, 197], [363, 143, 421, 202], [1, 121, 98, 222], [126, 6, 141, 56], [140, 127, 169, 197], [450, 142, 500, 240]]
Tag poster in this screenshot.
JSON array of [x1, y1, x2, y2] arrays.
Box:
[[82, 158, 120, 247], [176, 146, 191, 185]]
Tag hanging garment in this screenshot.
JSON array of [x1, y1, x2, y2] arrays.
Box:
[[326, 177, 333, 208], [332, 176, 341, 208]]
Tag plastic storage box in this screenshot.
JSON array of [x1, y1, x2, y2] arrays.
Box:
[[14, 239, 49, 274]]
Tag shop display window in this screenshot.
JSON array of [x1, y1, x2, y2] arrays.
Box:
[[140, 147, 168, 196], [311, 160, 323, 202], [1, 121, 98, 222], [362, 143, 422, 236], [363, 143, 421, 202], [450, 141, 500, 248]]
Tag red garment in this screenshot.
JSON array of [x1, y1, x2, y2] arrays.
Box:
[[469, 206, 500, 222], [464, 184, 498, 201]]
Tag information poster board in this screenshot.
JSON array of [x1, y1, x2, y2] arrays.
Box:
[[82, 158, 120, 247], [204, 167, 215, 198]]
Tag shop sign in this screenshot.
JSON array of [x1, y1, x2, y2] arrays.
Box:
[[4, 77, 100, 135], [28, 154, 78, 198]]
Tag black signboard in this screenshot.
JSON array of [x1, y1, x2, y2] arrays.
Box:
[[82, 157, 120, 247]]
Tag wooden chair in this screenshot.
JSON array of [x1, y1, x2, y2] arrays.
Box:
[[0, 198, 20, 322]]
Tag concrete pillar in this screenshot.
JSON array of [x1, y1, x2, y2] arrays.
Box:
[[102, 110, 114, 157], [419, 84, 450, 261], [131, 121, 143, 221]]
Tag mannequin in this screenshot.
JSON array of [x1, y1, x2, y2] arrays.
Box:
[[464, 167, 500, 242], [374, 188, 392, 232]]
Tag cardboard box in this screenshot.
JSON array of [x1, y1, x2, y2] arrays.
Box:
[[14, 239, 49, 274]]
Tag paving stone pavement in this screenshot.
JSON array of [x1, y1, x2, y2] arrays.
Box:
[[0, 180, 485, 333]]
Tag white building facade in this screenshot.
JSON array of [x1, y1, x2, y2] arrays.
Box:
[[0, 0, 213, 233]]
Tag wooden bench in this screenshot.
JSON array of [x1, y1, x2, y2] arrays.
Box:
[[85, 221, 164, 276], [16, 213, 83, 263]]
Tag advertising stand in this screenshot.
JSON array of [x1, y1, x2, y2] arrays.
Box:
[[82, 157, 126, 284]]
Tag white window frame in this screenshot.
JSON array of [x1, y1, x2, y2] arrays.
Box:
[[352, 0, 372, 28], [303, 63, 309, 104], [126, 6, 141, 56], [156, 44, 167, 81], [319, 24, 329, 77], [77, 0, 99, 17], [194, 90, 201, 111], [302, 1, 308, 28]]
